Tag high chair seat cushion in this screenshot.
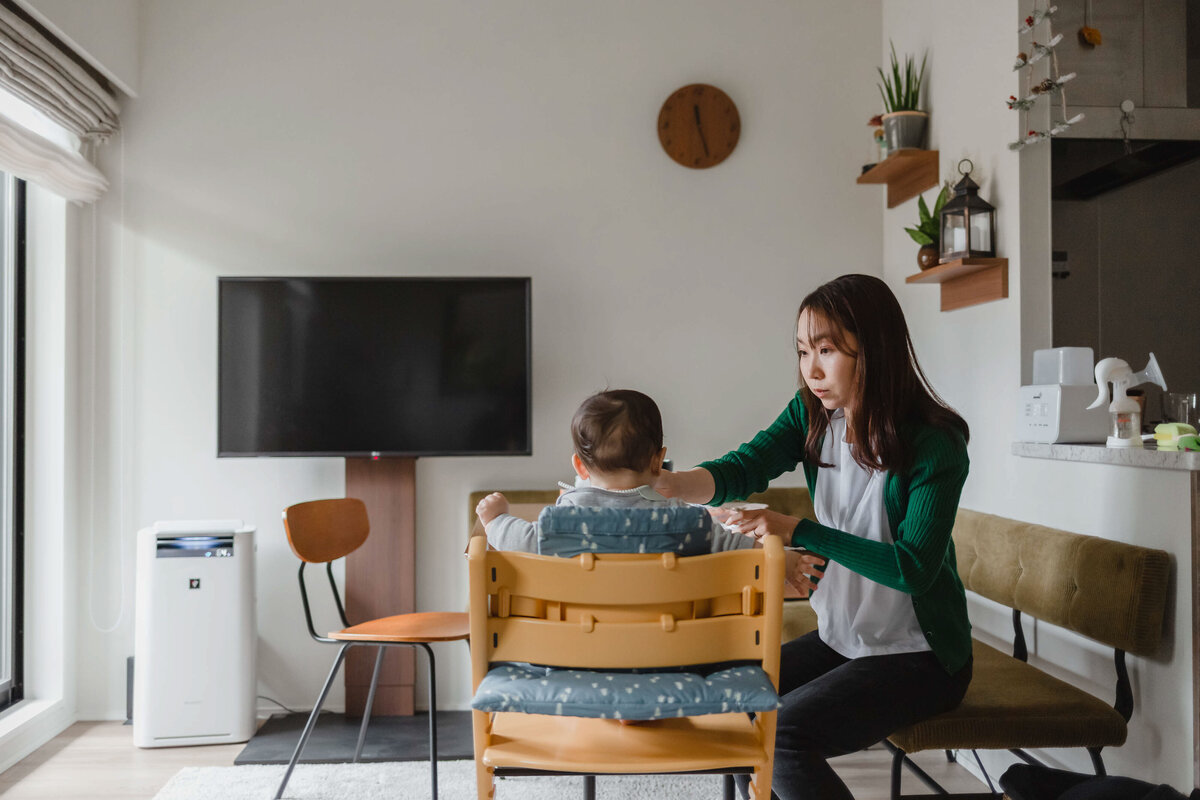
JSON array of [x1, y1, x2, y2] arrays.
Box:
[[537, 504, 713, 557], [471, 663, 780, 720]]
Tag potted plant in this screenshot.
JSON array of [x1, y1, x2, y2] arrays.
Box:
[[905, 184, 948, 269], [877, 41, 928, 152]]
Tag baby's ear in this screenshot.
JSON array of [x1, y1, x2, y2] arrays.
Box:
[[571, 452, 590, 479], [649, 446, 667, 474]]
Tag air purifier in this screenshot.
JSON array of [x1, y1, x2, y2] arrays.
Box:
[[133, 520, 256, 747]]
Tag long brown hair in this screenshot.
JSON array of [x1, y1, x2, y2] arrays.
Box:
[[797, 274, 968, 473]]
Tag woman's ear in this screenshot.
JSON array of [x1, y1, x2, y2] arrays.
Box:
[[571, 453, 590, 479]]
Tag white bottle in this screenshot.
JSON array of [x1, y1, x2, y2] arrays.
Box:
[[1087, 354, 1167, 448]]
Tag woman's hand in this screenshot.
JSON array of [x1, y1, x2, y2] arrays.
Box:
[[652, 467, 716, 504], [725, 508, 799, 542], [784, 548, 827, 595], [475, 492, 509, 525]]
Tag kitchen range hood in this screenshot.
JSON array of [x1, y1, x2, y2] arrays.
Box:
[[1052, 138, 1200, 200]]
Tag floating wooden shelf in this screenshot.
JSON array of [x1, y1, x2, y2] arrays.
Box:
[[856, 150, 939, 208], [906, 257, 1008, 311]]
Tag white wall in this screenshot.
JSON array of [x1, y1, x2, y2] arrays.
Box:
[[884, 0, 1193, 789], [17, 0, 140, 96], [75, 0, 884, 722]]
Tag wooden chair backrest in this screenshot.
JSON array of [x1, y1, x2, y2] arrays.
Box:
[[467, 536, 785, 690], [283, 498, 370, 564]]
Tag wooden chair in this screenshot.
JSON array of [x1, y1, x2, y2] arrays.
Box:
[[275, 498, 470, 800], [466, 533, 785, 800]]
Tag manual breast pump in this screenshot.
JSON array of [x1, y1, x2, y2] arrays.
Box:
[[1087, 353, 1167, 447]]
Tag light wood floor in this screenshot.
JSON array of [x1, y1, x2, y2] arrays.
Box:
[[0, 721, 991, 799]]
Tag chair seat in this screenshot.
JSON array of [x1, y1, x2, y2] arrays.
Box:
[[482, 711, 769, 773], [887, 640, 1127, 754], [330, 611, 470, 643]]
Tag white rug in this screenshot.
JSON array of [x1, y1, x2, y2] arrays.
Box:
[[154, 760, 729, 799]]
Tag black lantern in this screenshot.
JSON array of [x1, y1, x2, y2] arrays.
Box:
[[939, 159, 996, 263]]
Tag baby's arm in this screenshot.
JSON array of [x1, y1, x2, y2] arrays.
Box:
[[709, 517, 757, 552], [476, 492, 538, 553]]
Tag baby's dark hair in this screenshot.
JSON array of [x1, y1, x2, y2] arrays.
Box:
[[571, 389, 663, 474]]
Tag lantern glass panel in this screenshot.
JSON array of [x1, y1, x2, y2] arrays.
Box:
[[941, 213, 966, 260], [969, 211, 993, 254]]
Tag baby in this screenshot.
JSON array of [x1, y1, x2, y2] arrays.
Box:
[[476, 389, 754, 554]]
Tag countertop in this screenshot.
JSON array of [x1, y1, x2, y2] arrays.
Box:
[[1012, 440, 1200, 471]]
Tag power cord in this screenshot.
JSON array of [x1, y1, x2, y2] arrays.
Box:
[[257, 695, 300, 714]]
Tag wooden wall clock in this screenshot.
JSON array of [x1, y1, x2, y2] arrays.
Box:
[[657, 84, 740, 169]]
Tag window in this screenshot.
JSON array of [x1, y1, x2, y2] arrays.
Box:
[[0, 173, 25, 713]]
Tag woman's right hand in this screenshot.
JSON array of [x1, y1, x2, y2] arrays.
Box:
[[653, 467, 716, 504]]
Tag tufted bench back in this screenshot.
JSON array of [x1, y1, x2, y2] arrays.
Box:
[[952, 509, 1169, 657]]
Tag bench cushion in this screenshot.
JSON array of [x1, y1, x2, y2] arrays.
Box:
[[471, 663, 780, 720], [537, 505, 713, 557], [887, 639, 1127, 753], [953, 509, 1170, 657]]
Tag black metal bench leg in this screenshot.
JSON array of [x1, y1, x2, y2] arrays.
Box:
[[723, 774, 735, 800], [275, 643, 350, 800], [890, 745, 904, 800], [353, 646, 385, 762], [583, 774, 596, 800], [418, 643, 440, 800]]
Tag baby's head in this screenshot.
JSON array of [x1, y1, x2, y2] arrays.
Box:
[[571, 389, 665, 482]]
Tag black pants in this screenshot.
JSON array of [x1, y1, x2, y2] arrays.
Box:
[[765, 630, 971, 800]]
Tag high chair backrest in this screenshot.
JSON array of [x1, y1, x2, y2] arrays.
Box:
[[467, 535, 784, 687]]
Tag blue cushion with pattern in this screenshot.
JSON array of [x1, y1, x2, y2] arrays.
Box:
[[470, 663, 779, 719], [537, 504, 713, 557]]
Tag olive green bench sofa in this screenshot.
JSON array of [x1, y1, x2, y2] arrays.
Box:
[[884, 509, 1170, 800]]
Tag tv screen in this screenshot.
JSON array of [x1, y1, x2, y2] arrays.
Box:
[[218, 277, 531, 457]]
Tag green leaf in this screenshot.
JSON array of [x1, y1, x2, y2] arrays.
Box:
[[932, 184, 949, 216], [906, 227, 934, 246], [917, 195, 931, 224]]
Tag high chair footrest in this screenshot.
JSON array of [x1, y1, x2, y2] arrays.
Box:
[[482, 712, 771, 773]]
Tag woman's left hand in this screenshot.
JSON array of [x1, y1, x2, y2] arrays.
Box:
[[725, 508, 799, 543]]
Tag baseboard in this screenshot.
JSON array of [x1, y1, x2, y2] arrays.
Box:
[[0, 699, 75, 774]]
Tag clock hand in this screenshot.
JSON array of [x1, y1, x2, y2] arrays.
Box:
[[693, 104, 710, 157]]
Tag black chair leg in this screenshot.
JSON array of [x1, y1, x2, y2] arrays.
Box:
[[353, 646, 386, 762], [890, 744, 904, 800], [275, 643, 350, 800], [723, 774, 735, 799], [583, 774, 596, 800], [418, 643, 439, 800]]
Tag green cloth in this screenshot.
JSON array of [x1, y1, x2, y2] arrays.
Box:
[[700, 393, 972, 674]]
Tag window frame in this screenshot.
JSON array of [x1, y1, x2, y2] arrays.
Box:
[[0, 175, 26, 714]]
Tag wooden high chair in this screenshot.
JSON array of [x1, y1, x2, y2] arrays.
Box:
[[466, 534, 785, 799]]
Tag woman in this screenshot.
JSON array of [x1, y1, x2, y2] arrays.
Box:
[[657, 274, 972, 800]]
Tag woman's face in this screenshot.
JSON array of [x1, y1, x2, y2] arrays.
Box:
[[797, 309, 859, 414]]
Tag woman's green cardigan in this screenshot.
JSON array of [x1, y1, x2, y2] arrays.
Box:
[[700, 392, 972, 674]]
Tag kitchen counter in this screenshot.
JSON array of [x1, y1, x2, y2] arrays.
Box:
[[1015, 437, 1200, 788], [1012, 441, 1200, 471]]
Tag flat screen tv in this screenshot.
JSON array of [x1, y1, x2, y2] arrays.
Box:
[[218, 277, 531, 457]]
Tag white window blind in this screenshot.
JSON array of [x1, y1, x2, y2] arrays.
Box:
[[0, 1, 119, 142], [0, 2, 116, 202]]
